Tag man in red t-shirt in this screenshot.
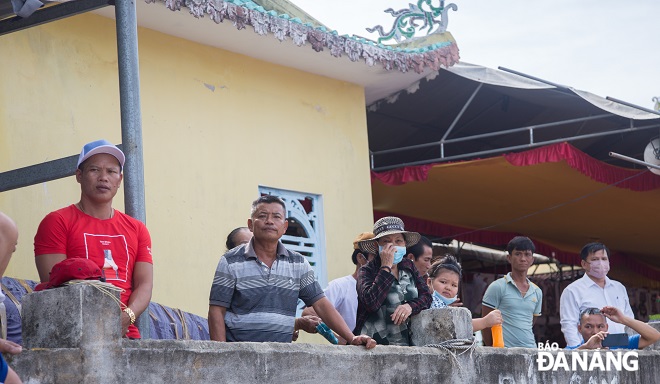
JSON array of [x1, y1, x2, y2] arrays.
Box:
[[34, 140, 153, 338]]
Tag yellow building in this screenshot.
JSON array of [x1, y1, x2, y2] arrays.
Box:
[[0, 0, 458, 337]]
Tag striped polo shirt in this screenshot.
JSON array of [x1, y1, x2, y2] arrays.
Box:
[[210, 239, 324, 342]]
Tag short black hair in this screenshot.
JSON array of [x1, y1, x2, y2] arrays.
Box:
[[251, 195, 286, 218], [579, 242, 609, 261], [428, 255, 462, 279], [506, 236, 535, 254], [406, 236, 432, 261], [351, 249, 362, 265], [226, 227, 249, 250]]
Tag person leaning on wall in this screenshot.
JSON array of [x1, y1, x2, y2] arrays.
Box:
[[33, 140, 154, 339], [208, 195, 375, 348], [354, 216, 432, 346], [0, 212, 24, 383]]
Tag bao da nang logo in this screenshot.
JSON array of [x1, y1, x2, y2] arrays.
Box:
[[536, 342, 638, 372]]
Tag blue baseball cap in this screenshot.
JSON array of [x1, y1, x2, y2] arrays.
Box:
[[77, 139, 125, 169]]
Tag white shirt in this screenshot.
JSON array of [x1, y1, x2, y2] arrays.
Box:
[[559, 273, 634, 346], [324, 275, 358, 331]]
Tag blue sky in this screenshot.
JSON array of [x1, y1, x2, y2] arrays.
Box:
[[290, 0, 659, 110]]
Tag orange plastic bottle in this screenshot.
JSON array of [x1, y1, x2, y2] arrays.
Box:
[[491, 324, 504, 348]]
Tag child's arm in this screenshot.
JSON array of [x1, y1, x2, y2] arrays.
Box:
[[472, 309, 502, 332]]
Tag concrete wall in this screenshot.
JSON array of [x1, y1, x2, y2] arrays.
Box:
[[8, 284, 660, 384], [0, 12, 374, 320]]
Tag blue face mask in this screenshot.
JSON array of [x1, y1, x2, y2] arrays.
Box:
[[433, 290, 457, 306], [378, 245, 407, 265]]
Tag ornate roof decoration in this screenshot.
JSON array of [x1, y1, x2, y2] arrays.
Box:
[[366, 1, 458, 44], [144, 0, 459, 74]]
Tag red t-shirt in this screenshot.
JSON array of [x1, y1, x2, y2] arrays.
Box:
[[34, 204, 153, 338]]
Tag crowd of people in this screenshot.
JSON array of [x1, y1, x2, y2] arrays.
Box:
[[214, 206, 659, 351], [1, 139, 659, 382]]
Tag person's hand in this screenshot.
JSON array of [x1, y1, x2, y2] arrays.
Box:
[[379, 243, 395, 268], [483, 309, 502, 328], [600, 306, 624, 324], [391, 303, 413, 325], [0, 339, 22, 355], [484, 309, 502, 328], [582, 331, 607, 349], [350, 335, 377, 349], [120, 311, 131, 336], [449, 298, 463, 307], [295, 315, 322, 334]]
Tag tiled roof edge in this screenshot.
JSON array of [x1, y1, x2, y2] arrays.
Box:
[[144, 0, 460, 74]]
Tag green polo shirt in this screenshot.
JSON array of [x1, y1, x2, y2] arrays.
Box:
[[482, 273, 542, 348]]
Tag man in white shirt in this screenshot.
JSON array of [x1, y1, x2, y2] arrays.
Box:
[[559, 242, 634, 347], [302, 232, 375, 341]]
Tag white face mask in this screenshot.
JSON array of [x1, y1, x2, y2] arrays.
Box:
[[378, 245, 407, 265], [433, 290, 457, 306], [586, 259, 610, 279]]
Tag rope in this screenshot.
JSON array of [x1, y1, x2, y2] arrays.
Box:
[[424, 338, 477, 372], [63, 280, 125, 309]]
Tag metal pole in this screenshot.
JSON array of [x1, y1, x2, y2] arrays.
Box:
[[609, 152, 660, 171], [373, 123, 660, 171], [440, 83, 483, 142], [115, 0, 149, 338]]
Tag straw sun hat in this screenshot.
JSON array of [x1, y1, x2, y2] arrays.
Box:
[[358, 216, 421, 255]]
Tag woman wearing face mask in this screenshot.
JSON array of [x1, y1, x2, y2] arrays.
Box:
[[354, 216, 432, 346], [427, 256, 502, 332]]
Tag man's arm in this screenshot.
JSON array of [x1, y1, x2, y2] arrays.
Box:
[[559, 287, 582, 347], [532, 288, 543, 326], [208, 305, 227, 341], [4, 366, 21, 384], [122, 261, 153, 335], [481, 305, 495, 346], [312, 297, 375, 349], [620, 287, 635, 320], [601, 306, 660, 349], [481, 280, 501, 347], [35, 254, 67, 282], [301, 307, 318, 317]]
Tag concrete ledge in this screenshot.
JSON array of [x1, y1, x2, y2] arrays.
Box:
[[10, 284, 660, 383]]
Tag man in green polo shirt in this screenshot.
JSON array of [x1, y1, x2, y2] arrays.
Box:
[[481, 236, 543, 348]]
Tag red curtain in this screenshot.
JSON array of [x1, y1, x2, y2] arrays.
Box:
[[372, 142, 660, 191], [504, 142, 660, 192]]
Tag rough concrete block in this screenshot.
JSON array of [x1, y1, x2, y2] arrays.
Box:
[[410, 307, 473, 346], [22, 283, 122, 349]]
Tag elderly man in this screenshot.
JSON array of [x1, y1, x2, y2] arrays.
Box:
[[567, 306, 660, 350], [34, 140, 153, 338], [208, 195, 375, 348], [559, 242, 634, 347], [0, 213, 23, 383], [482, 236, 543, 348]]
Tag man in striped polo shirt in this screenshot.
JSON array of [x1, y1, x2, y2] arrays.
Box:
[[208, 195, 375, 348]]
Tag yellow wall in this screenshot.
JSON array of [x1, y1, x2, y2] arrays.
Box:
[[0, 13, 374, 320]]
